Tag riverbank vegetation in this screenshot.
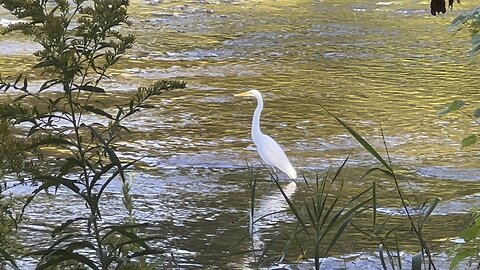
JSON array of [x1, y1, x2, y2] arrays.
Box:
[[0, 0, 185, 269], [0, 1, 479, 269]]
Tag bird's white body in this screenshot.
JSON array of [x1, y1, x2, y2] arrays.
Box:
[[235, 90, 297, 179]]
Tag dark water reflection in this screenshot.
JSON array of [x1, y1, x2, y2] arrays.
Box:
[[2, 0, 480, 268]]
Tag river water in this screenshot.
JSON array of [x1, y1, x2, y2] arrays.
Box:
[[1, 0, 480, 269]]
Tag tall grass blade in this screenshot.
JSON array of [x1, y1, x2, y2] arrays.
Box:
[[421, 198, 439, 225], [302, 174, 311, 190], [324, 217, 351, 254], [321, 197, 371, 243], [395, 234, 402, 269], [318, 196, 339, 231], [271, 176, 310, 238], [316, 173, 329, 222], [305, 200, 316, 225], [379, 244, 389, 270], [253, 210, 290, 224], [322, 107, 392, 172], [359, 167, 394, 180], [373, 181, 377, 228], [249, 170, 257, 239], [331, 155, 350, 185]]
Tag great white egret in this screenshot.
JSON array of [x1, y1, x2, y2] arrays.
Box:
[[234, 90, 297, 179]]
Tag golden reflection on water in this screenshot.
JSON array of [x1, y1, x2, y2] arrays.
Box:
[[1, 0, 479, 197], [107, 0, 480, 172]]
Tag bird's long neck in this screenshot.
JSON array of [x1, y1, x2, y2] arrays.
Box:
[[252, 94, 263, 139]]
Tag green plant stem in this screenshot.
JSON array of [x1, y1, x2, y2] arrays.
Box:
[[381, 126, 436, 269], [460, 109, 480, 126]]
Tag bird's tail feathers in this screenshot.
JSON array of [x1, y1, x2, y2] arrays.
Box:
[[283, 166, 297, 180]]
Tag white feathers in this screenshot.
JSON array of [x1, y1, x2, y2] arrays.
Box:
[[234, 90, 297, 179]]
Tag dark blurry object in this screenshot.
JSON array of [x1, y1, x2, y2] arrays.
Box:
[[431, 0, 461, 15], [431, 0, 446, 15]]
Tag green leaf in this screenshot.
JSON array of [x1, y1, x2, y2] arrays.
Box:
[[76, 85, 105, 93], [28, 136, 76, 149], [59, 157, 83, 176], [21, 77, 28, 91], [474, 108, 480, 119], [63, 241, 96, 252], [24, 176, 81, 200], [33, 60, 56, 69], [85, 125, 121, 165], [449, 100, 465, 110], [37, 250, 100, 270], [39, 79, 60, 92], [459, 223, 480, 241], [469, 33, 480, 57], [14, 73, 22, 85], [27, 123, 41, 137], [437, 100, 465, 116], [81, 105, 113, 119], [448, 7, 480, 32], [51, 218, 88, 237], [461, 134, 476, 148], [103, 227, 150, 249], [450, 248, 477, 269], [11, 94, 28, 103], [138, 104, 156, 109]]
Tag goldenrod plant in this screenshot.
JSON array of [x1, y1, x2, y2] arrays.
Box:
[[0, 0, 185, 268]]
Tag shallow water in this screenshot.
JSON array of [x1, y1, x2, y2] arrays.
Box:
[[1, 0, 480, 269]]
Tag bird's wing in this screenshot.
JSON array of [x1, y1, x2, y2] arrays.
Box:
[[256, 134, 296, 179]]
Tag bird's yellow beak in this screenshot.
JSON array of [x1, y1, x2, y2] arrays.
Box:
[[234, 91, 250, 97]]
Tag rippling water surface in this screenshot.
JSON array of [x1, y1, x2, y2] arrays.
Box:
[[1, 0, 480, 269]]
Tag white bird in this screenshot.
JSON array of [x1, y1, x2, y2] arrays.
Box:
[[234, 90, 297, 179]]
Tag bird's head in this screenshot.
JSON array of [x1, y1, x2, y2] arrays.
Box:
[[234, 89, 262, 98]]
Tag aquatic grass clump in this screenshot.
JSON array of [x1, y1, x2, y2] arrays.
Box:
[[324, 107, 439, 270], [237, 160, 372, 269], [288, 164, 372, 270], [0, 0, 186, 268], [237, 108, 441, 270]]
